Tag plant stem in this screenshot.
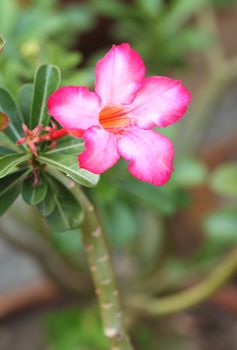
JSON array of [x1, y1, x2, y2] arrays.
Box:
[[129, 247, 237, 316], [66, 181, 134, 350]]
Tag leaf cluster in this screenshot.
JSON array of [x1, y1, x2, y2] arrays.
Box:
[[0, 0, 95, 95], [0, 64, 99, 233]]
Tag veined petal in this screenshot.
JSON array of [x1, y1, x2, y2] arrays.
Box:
[[95, 43, 145, 106], [129, 77, 191, 129], [48, 86, 101, 131], [78, 126, 120, 174], [118, 127, 174, 186]]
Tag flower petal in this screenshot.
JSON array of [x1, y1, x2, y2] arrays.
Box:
[[78, 126, 120, 174], [48, 86, 101, 131], [95, 43, 145, 106], [129, 77, 191, 129], [117, 127, 174, 185]]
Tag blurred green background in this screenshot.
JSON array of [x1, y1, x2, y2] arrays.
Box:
[[0, 0, 237, 349]]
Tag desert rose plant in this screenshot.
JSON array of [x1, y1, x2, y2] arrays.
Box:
[[5, 42, 237, 350]]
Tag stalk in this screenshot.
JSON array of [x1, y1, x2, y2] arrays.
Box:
[[59, 175, 134, 350], [129, 247, 237, 316]]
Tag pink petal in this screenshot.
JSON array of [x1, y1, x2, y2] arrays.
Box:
[[47, 86, 101, 131], [78, 126, 120, 174], [129, 77, 191, 129], [117, 127, 174, 185], [95, 43, 145, 106]]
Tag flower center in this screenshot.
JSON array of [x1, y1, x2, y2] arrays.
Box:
[[99, 106, 130, 132]]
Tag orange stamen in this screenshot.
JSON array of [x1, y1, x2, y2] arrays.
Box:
[[99, 106, 130, 131]]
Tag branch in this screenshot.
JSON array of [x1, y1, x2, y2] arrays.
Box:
[[128, 247, 237, 316], [57, 175, 134, 350]]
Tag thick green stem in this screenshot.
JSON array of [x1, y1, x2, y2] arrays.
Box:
[[129, 247, 237, 316], [66, 181, 134, 350]]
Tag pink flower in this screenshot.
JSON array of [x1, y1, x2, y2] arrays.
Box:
[[48, 43, 191, 186]]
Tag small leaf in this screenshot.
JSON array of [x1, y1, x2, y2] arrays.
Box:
[[30, 64, 61, 129], [173, 158, 208, 187], [0, 153, 30, 178], [38, 153, 99, 187], [0, 112, 9, 131], [22, 173, 48, 205], [209, 163, 237, 198], [203, 208, 237, 245], [0, 170, 27, 216], [0, 88, 25, 143], [37, 184, 56, 216], [0, 35, 5, 52], [44, 136, 84, 156], [0, 145, 14, 155], [0, 133, 21, 153], [19, 84, 34, 125], [44, 175, 83, 233]]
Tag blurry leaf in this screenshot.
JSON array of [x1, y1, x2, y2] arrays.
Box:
[[209, 163, 237, 198], [0, 0, 18, 35], [44, 307, 108, 350], [165, 29, 212, 55], [0, 112, 9, 131], [119, 181, 177, 215], [0, 153, 30, 178], [160, 0, 209, 35], [0, 145, 14, 155], [45, 175, 83, 233], [136, 0, 163, 16], [172, 158, 208, 187], [0, 87, 25, 143], [0, 35, 5, 51], [51, 229, 83, 255], [203, 208, 237, 245], [0, 170, 27, 216], [44, 136, 84, 156], [0, 132, 21, 153], [90, 0, 132, 18], [38, 153, 99, 187], [105, 201, 138, 247], [19, 84, 33, 125], [22, 173, 48, 205], [37, 184, 56, 216], [30, 64, 61, 129]]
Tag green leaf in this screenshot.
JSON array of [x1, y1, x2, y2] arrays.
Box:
[[0, 153, 30, 178], [44, 175, 83, 233], [0, 87, 25, 143], [38, 153, 99, 187], [209, 163, 237, 198], [0, 170, 27, 216], [0, 133, 21, 153], [0, 112, 9, 131], [44, 136, 84, 156], [203, 208, 237, 245], [37, 184, 56, 216], [0, 145, 14, 155], [22, 173, 48, 205], [172, 158, 208, 187], [19, 84, 34, 125], [160, 0, 209, 35], [30, 64, 61, 129], [0, 35, 5, 52]]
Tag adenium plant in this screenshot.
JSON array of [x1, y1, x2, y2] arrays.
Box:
[[0, 43, 191, 350], [48, 43, 191, 185]]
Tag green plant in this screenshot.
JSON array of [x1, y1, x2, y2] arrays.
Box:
[[0, 0, 95, 95]]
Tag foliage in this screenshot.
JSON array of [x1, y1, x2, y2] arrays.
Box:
[[0, 0, 95, 95], [0, 1, 237, 349], [0, 63, 99, 234], [44, 307, 108, 350], [89, 0, 213, 73]]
